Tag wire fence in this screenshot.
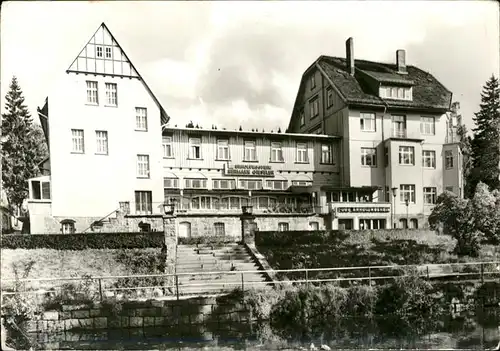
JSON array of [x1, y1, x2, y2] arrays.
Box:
[[2, 261, 500, 304]]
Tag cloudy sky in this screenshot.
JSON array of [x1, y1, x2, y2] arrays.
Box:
[[1, 1, 498, 132]]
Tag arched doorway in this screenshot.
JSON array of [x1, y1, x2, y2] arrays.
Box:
[[399, 218, 408, 229], [410, 218, 419, 229], [178, 222, 191, 238]]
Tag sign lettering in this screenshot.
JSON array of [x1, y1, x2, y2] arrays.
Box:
[[336, 207, 391, 213], [224, 164, 275, 177]]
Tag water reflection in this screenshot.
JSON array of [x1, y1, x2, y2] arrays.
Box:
[[25, 308, 500, 350]]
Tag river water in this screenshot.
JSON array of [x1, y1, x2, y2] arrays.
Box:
[[21, 309, 500, 350]]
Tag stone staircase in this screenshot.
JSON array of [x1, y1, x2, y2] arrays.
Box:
[[175, 243, 269, 295]]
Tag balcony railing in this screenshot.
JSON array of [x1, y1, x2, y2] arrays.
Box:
[[392, 130, 407, 138]]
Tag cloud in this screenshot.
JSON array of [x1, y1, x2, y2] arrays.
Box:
[[1, 1, 498, 135]]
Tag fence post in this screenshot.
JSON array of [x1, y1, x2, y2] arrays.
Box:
[[241, 273, 244, 292], [305, 269, 309, 288], [481, 264, 484, 283], [175, 275, 179, 301], [426, 266, 430, 280], [98, 278, 103, 302], [368, 267, 372, 286]]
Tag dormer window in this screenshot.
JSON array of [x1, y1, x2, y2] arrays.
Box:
[[380, 86, 412, 101]]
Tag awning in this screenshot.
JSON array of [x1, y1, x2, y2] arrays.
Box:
[[292, 174, 313, 182], [163, 171, 178, 178], [321, 185, 381, 193]]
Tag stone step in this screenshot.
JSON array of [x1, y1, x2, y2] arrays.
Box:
[[176, 267, 261, 275], [178, 275, 266, 284], [175, 259, 256, 266], [176, 248, 249, 255]]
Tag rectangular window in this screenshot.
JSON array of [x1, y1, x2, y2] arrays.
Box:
[[162, 136, 172, 157], [244, 141, 257, 161], [296, 143, 307, 163], [86, 81, 98, 105], [327, 87, 334, 108], [399, 146, 415, 165], [360, 113, 376, 132], [31, 180, 51, 200], [392, 115, 406, 138], [96, 46, 103, 58], [400, 184, 416, 203], [137, 155, 150, 178], [266, 180, 288, 190], [105, 47, 112, 59], [95, 130, 108, 155], [299, 110, 305, 127], [423, 187, 437, 204], [292, 180, 312, 187], [384, 147, 389, 167], [422, 150, 436, 168], [445, 150, 454, 169], [163, 178, 179, 188], [217, 139, 230, 160], [420, 117, 435, 135], [321, 144, 333, 164], [135, 191, 152, 215], [270, 142, 283, 162], [381, 86, 412, 101], [213, 179, 236, 190], [278, 222, 289, 232], [361, 147, 377, 167], [189, 138, 202, 159], [309, 97, 319, 118], [136, 107, 148, 131], [71, 129, 84, 153], [446, 186, 454, 193], [239, 179, 262, 190], [105, 83, 117, 106], [311, 75, 316, 89], [185, 178, 207, 189], [214, 222, 225, 236]]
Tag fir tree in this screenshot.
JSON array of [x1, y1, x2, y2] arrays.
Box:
[[1, 77, 45, 214], [456, 123, 474, 198], [471, 75, 500, 191]]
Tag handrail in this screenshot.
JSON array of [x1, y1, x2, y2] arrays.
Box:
[[81, 208, 120, 233], [2, 261, 499, 283]]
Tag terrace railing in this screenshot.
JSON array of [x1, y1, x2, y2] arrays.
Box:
[[2, 261, 500, 303]]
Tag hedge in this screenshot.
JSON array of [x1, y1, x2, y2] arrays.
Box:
[[1, 232, 164, 250], [255, 229, 445, 247]]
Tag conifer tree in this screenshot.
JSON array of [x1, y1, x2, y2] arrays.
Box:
[[1, 77, 44, 214], [470, 75, 500, 192]]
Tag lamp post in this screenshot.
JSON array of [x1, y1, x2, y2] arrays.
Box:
[[391, 187, 398, 229], [405, 198, 409, 229], [163, 202, 175, 215]]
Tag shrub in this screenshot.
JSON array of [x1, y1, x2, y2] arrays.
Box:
[[1, 232, 164, 250], [374, 268, 445, 334]]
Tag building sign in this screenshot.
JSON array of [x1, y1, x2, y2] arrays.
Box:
[[223, 164, 275, 177], [337, 207, 390, 214]]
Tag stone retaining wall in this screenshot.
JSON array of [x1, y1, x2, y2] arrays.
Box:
[[25, 295, 254, 334]]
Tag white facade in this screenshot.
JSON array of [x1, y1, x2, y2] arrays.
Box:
[[28, 23, 168, 234]]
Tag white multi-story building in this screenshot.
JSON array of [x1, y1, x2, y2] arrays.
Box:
[[27, 26, 462, 235]]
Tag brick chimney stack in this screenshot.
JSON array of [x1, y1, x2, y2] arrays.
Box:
[[396, 49, 407, 74], [346, 37, 354, 76]]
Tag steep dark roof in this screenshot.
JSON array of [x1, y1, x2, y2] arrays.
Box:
[[317, 56, 452, 111]]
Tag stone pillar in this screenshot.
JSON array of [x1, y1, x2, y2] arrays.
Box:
[[163, 214, 177, 294], [240, 213, 257, 245]]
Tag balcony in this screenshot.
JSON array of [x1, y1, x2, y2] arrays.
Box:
[[391, 130, 407, 138]]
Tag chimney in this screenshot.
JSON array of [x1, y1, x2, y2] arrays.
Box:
[[346, 37, 354, 76], [396, 49, 407, 74]]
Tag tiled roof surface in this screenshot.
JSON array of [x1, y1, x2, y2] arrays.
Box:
[[318, 56, 452, 111]]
